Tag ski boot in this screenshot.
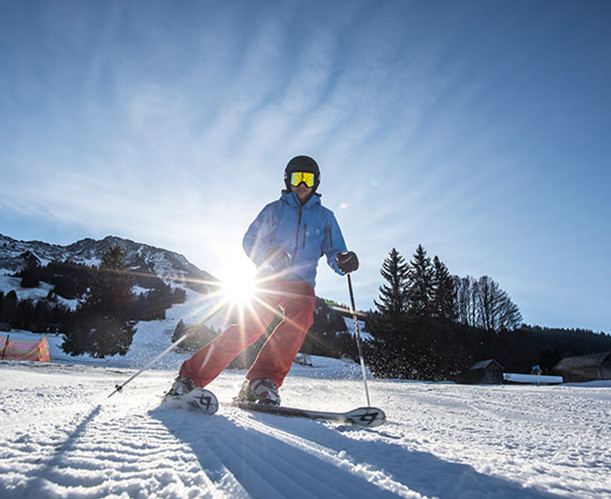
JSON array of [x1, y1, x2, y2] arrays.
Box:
[[166, 375, 195, 397], [236, 378, 281, 406]]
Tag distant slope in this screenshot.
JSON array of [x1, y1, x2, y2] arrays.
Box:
[[0, 233, 217, 293]]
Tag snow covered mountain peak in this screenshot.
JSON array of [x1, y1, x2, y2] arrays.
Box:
[[0, 233, 217, 293]]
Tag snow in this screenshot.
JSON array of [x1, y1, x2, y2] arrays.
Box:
[[0, 274, 79, 311], [503, 373, 564, 385], [343, 316, 374, 341], [1, 292, 611, 497]]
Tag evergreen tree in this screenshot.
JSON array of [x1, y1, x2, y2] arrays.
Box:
[[432, 256, 456, 321], [303, 298, 350, 358], [372, 248, 409, 340], [171, 319, 218, 351], [15, 299, 35, 330], [171, 319, 187, 343], [19, 262, 42, 288], [2, 290, 17, 325], [406, 245, 434, 318], [62, 245, 136, 358], [51, 261, 93, 299]]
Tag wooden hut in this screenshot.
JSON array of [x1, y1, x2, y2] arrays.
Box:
[[553, 352, 611, 382], [469, 359, 504, 384]]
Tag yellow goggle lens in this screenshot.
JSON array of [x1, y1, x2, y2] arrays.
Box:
[[290, 171, 315, 188]]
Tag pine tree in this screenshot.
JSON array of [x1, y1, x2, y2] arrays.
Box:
[[2, 290, 17, 325], [62, 245, 136, 358], [431, 256, 456, 320], [372, 248, 409, 340], [171, 319, 218, 351], [171, 319, 187, 343], [406, 245, 434, 318]]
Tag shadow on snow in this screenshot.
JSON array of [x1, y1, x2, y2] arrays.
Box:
[[150, 405, 560, 499]]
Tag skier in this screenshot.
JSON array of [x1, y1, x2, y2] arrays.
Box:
[[168, 155, 359, 405]]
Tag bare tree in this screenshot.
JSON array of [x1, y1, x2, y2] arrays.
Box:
[[453, 275, 522, 332], [475, 276, 522, 332], [454, 276, 478, 327]]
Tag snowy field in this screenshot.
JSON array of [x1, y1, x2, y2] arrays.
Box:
[[1, 293, 610, 497], [1, 362, 610, 498]]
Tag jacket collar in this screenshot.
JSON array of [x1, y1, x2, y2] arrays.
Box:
[[280, 190, 321, 208]]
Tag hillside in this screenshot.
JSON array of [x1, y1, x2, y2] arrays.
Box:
[[0, 233, 216, 294], [0, 232, 358, 362]]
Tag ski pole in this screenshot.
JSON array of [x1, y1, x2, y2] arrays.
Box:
[[346, 274, 371, 407], [107, 301, 226, 398]]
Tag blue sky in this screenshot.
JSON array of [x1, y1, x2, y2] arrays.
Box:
[[1, 0, 610, 332]]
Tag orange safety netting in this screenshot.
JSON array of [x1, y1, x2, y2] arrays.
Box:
[[0, 335, 51, 362]]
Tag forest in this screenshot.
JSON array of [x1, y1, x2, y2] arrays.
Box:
[[0, 245, 186, 357], [2, 243, 609, 376], [362, 245, 611, 380]]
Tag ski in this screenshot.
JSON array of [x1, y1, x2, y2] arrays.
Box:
[[161, 389, 386, 427], [162, 388, 219, 415], [234, 402, 386, 428]]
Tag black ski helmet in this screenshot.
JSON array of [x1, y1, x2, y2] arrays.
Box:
[[284, 155, 320, 191]]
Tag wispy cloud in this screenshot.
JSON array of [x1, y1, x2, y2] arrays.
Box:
[[1, 0, 610, 330]]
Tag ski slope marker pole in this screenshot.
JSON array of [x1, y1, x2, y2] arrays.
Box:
[[107, 301, 225, 398], [347, 274, 371, 407]]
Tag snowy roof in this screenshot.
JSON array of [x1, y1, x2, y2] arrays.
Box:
[[503, 373, 563, 384], [554, 351, 611, 370], [470, 359, 504, 371]]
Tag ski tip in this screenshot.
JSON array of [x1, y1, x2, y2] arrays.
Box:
[[162, 388, 219, 415], [345, 407, 386, 428], [190, 388, 219, 415]]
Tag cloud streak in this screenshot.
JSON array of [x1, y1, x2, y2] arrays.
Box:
[[1, 0, 610, 331]]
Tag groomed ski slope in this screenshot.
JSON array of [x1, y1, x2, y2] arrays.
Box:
[[1, 290, 610, 498], [1, 360, 610, 498]]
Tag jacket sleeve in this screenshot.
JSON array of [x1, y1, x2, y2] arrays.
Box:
[[322, 211, 348, 275], [242, 203, 274, 266]]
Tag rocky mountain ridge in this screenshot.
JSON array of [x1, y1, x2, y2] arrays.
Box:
[[0, 233, 216, 293]]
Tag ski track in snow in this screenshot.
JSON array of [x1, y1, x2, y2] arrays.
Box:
[[1, 362, 610, 498]]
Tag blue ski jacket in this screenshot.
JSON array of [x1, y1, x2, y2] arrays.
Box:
[[243, 191, 348, 287]]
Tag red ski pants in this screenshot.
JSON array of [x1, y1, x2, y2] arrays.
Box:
[[179, 279, 316, 388]]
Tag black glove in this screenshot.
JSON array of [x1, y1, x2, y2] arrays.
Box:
[[337, 251, 359, 273], [261, 247, 290, 273]]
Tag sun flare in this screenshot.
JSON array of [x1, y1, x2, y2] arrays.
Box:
[[220, 266, 256, 308]]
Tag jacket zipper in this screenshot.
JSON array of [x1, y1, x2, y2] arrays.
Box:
[[292, 206, 303, 262], [302, 224, 307, 248]]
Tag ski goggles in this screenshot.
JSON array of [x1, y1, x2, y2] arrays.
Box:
[[289, 171, 316, 188]]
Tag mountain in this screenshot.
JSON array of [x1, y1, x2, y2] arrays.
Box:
[[0, 233, 217, 294]]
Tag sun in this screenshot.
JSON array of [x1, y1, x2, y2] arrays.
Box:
[[220, 264, 256, 308]]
